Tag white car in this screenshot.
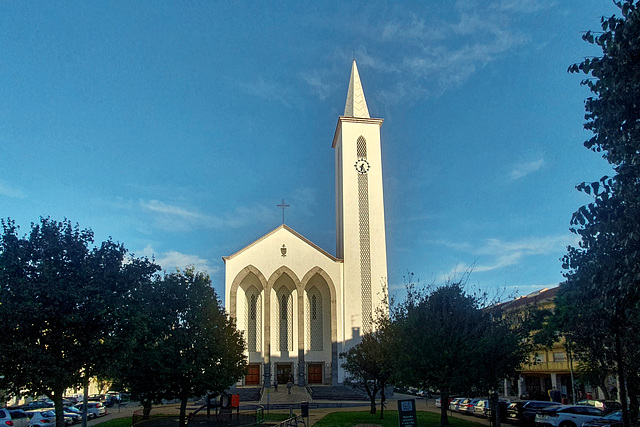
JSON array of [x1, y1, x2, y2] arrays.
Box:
[[75, 402, 106, 419], [535, 404, 604, 427], [28, 410, 76, 426], [0, 409, 30, 427]]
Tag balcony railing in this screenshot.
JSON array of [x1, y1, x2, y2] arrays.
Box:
[[521, 361, 570, 373]]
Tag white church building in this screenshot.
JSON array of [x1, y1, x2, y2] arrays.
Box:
[[224, 60, 388, 388]]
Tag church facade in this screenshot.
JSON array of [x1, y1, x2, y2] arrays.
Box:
[[223, 60, 388, 387]]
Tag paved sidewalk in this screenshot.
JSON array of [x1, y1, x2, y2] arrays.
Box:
[[260, 384, 311, 405], [92, 395, 491, 426]]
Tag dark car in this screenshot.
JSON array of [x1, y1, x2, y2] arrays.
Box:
[[508, 400, 563, 425], [20, 401, 54, 411], [583, 411, 624, 427], [492, 400, 511, 422]]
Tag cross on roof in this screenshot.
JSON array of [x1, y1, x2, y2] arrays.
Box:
[[277, 199, 290, 224]]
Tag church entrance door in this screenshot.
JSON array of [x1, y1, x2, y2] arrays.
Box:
[[276, 364, 292, 385], [246, 364, 261, 385], [308, 363, 323, 384]]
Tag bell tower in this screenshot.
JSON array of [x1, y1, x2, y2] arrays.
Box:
[[332, 60, 388, 341]]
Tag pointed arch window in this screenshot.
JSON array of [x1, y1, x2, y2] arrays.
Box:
[[306, 287, 323, 351], [276, 287, 293, 352], [244, 287, 261, 352]]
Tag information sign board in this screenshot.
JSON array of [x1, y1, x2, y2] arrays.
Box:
[[397, 399, 417, 427]]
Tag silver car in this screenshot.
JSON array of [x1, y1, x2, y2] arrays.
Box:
[[75, 402, 106, 419], [535, 404, 604, 427], [0, 409, 30, 427]]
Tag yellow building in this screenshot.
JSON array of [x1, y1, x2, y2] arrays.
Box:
[[501, 287, 576, 401]]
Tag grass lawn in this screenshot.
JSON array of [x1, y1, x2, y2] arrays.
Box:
[[93, 411, 291, 427], [93, 418, 132, 427], [313, 410, 487, 427]]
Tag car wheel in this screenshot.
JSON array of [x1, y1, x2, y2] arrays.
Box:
[[560, 421, 576, 427]]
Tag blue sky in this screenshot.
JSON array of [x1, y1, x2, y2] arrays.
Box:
[[0, 1, 619, 301]]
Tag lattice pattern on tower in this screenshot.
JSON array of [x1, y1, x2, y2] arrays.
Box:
[[276, 287, 293, 352], [306, 287, 324, 351], [244, 287, 262, 352], [357, 135, 372, 334], [357, 135, 367, 158]]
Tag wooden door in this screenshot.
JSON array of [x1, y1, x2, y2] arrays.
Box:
[[277, 364, 292, 385], [246, 363, 261, 385], [308, 363, 323, 384]]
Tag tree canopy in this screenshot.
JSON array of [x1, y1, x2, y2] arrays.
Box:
[[341, 311, 396, 418], [110, 268, 247, 426], [0, 217, 159, 427], [0, 218, 247, 427], [393, 279, 531, 427], [557, 2, 640, 426]]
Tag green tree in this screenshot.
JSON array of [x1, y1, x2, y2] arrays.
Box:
[[394, 279, 531, 427], [341, 314, 396, 418], [0, 218, 159, 427], [111, 268, 247, 426], [560, 2, 640, 425]]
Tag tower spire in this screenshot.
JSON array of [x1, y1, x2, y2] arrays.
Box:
[[343, 59, 370, 118]]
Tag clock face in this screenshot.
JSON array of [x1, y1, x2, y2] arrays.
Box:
[[355, 159, 370, 174]]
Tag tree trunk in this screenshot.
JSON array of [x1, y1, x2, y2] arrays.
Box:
[[440, 391, 450, 427], [627, 375, 639, 427], [50, 387, 66, 427], [369, 389, 377, 414], [142, 399, 153, 420], [179, 395, 189, 427], [379, 386, 385, 419], [615, 335, 630, 427], [81, 378, 89, 427]]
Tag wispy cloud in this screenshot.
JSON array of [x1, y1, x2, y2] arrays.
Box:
[[0, 180, 26, 199], [139, 199, 221, 232], [491, 0, 554, 13], [301, 71, 337, 101], [509, 158, 544, 180], [239, 75, 294, 108], [301, 1, 552, 105], [136, 199, 279, 232], [439, 233, 577, 277], [140, 199, 210, 221], [141, 244, 218, 275]]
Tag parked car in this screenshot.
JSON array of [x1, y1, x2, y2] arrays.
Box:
[[7, 410, 30, 427], [508, 400, 562, 426], [493, 400, 511, 422], [459, 398, 483, 414], [583, 411, 624, 427], [1, 408, 30, 427], [473, 398, 510, 420], [450, 397, 467, 412], [28, 410, 76, 426], [535, 404, 604, 427], [577, 400, 623, 414], [100, 395, 118, 408], [475, 399, 490, 417], [20, 402, 53, 411], [74, 402, 106, 419]]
